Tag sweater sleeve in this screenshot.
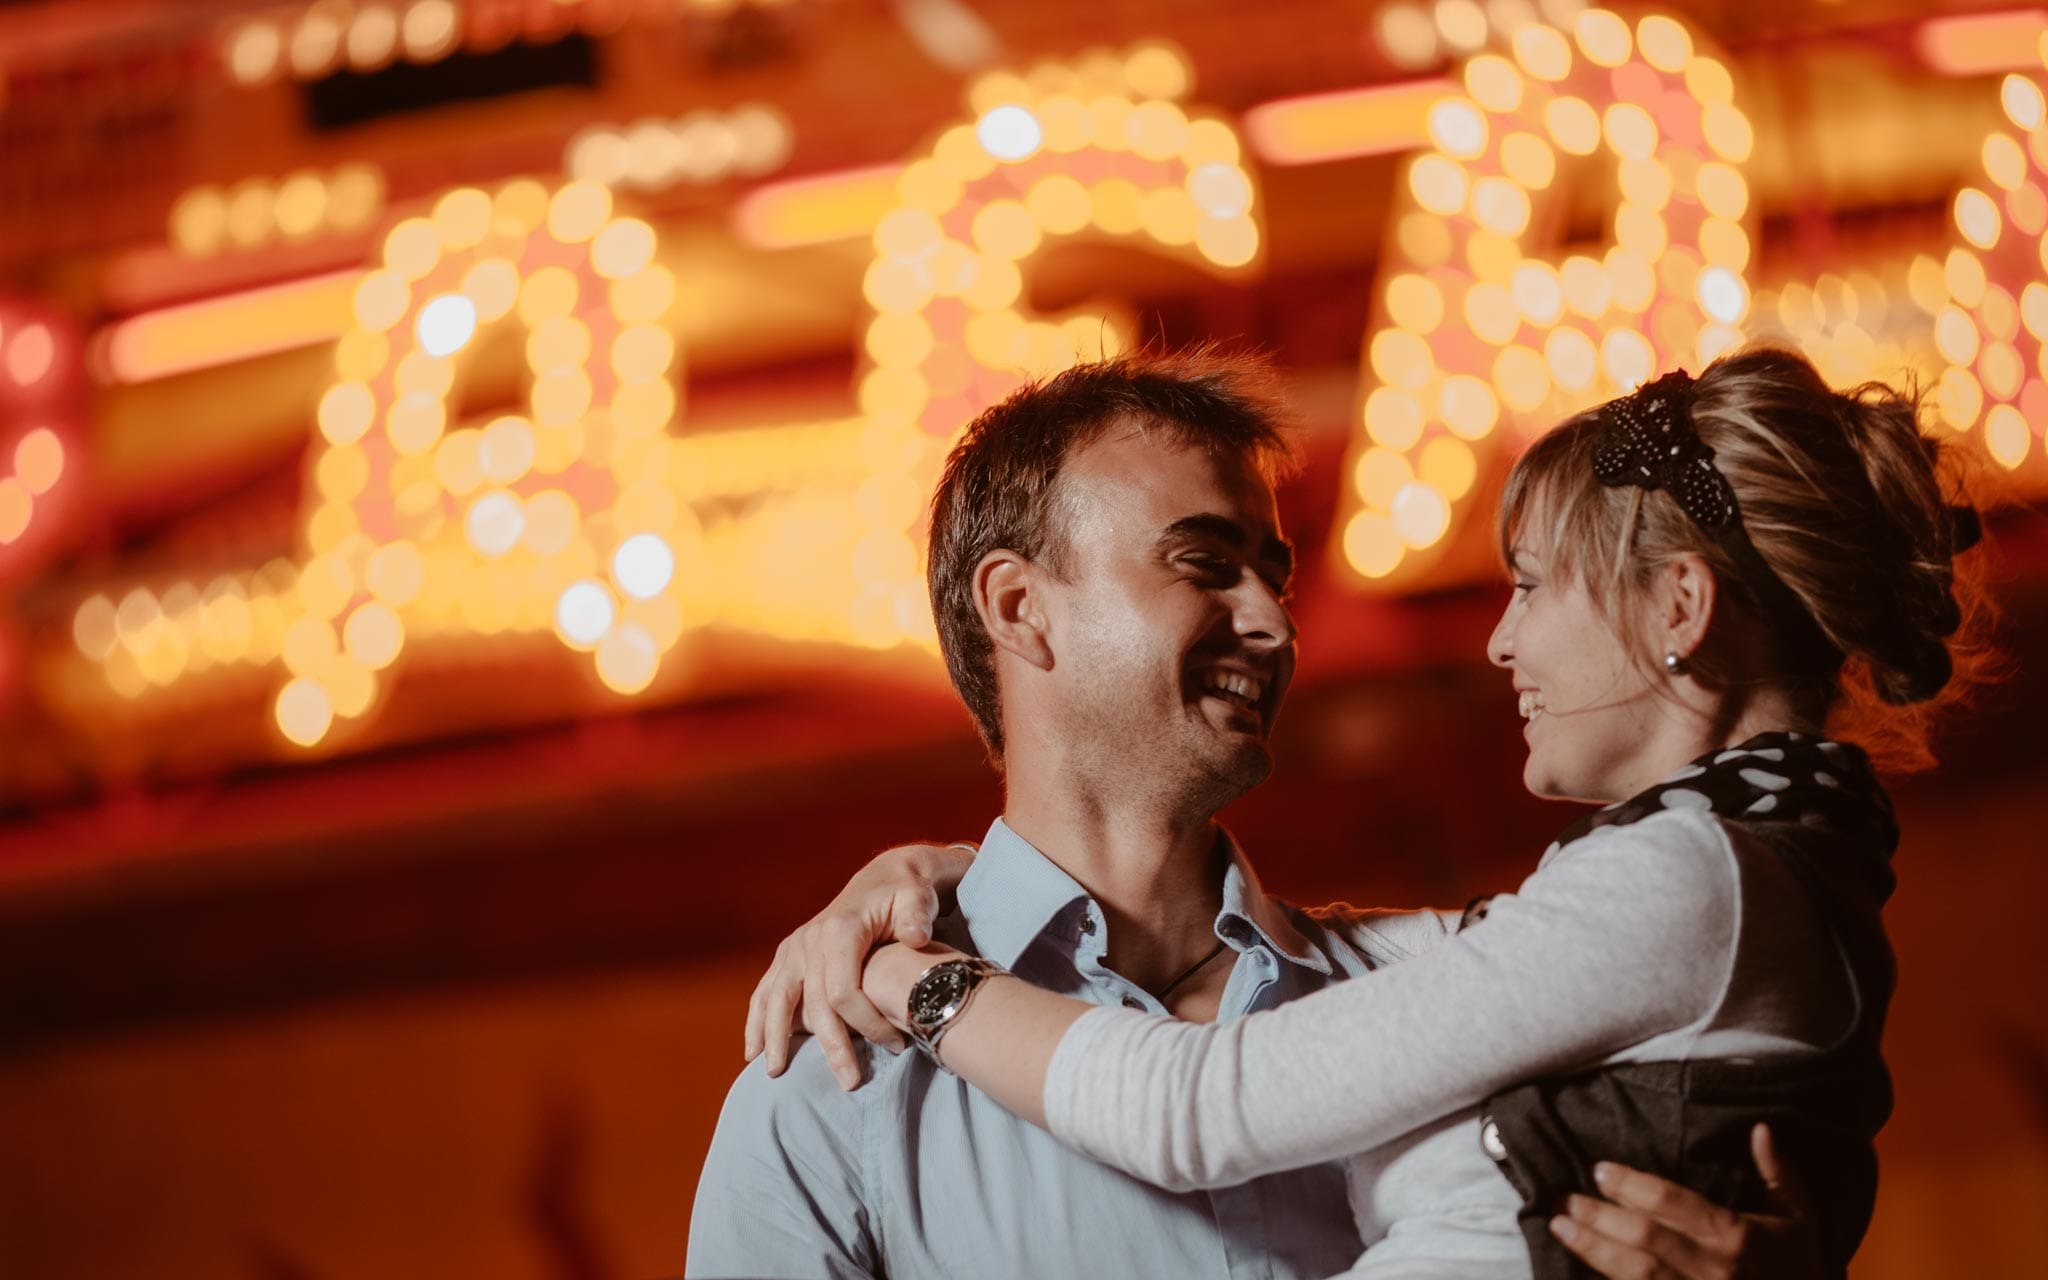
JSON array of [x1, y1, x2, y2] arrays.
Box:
[[1302, 903, 1460, 964], [1042, 810, 1740, 1191]]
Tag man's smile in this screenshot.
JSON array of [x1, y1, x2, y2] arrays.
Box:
[[1190, 663, 1277, 733]]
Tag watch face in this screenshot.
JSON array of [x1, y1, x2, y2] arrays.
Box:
[[911, 965, 971, 1026]]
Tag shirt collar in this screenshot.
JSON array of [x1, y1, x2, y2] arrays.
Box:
[[953, 819, 1331, 976], [953, 818, 1093, 970], [1214, 828, 1330, 975]]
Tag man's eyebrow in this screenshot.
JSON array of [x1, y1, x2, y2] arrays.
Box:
[[1160, 514, 1295, 582]]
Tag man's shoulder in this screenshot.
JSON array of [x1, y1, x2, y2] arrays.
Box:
[[692, 1040, 896, 1274], [720, 1032, 913, 1114], [714, 1035, 920, 1140]]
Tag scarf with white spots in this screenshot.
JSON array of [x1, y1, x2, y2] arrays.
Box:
[[1551, 731, 1896, 863], [1463, 732, 1898, 931]]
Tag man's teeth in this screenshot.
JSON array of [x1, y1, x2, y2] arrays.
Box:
[[1518, 691, 1544, 720], [1203, 672, 1264, 709]]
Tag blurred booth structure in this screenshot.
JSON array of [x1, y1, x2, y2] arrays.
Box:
[[0, 0, 2045, 1276]]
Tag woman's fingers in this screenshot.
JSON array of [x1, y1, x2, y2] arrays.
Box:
[[745, 935, 807, 1062], [820, 917, 907, 1054], [746, 939, 784, 1061], [892, 883, 939, 949], [760, 962, 800, 1077], [802, 973, 862, 1091], [743, 968, 771, 1061], [744, 843, 972, 1080]]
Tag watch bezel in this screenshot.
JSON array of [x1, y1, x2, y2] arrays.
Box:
[[906, 957, 1002, 1058]]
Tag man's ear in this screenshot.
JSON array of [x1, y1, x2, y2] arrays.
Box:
[[973, 550, 1055, 671], [1660, 553, 1718, 663]]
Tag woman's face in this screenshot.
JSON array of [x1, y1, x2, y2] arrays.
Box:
[[1487, 525, 1664, 804]]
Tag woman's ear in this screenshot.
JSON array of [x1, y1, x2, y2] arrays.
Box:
[[1661, 553, 1718, 663], [973, 550, 1054, 671]]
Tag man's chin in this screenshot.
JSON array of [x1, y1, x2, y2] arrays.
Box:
[[1201, 740, 1274, 802]]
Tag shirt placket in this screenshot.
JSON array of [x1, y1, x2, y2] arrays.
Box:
[[1071, 902, 1156, 1012], [1076, 903, 1292, 1280], [1222, 917, 1291, 1274]]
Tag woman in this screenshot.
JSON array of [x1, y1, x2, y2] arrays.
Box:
[[750, 347, 1985, 1278]]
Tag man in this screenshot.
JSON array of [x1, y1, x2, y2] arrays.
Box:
[[689, 350, 1809, 1279]]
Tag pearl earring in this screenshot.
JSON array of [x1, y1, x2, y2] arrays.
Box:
[[1663, 651, 1688, 676]]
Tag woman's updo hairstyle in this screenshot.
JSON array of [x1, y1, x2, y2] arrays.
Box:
[[1499, 345, 1989, 770]]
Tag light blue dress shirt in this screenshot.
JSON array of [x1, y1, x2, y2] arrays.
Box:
[[686, 818, 1388, 1280]]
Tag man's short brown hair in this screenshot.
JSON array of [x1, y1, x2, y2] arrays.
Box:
[[926, 347, 1294, 758]]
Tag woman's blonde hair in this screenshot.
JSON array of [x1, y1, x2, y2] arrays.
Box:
[[1499, 345, 1990, 770]]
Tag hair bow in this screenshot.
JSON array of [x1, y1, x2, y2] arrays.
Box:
[[1590, 369, 1739, 533]]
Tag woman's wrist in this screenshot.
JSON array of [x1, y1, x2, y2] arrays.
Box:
[[862, 941, 961, 1028]]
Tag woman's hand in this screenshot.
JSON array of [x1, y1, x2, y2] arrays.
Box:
[[743, 841, 976, 1088], [859, 941, 971, 1034], [1551, 1125, 1825, 1280]]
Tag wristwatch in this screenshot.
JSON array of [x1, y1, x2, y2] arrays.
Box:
[[906, 957, 1006, 1063]]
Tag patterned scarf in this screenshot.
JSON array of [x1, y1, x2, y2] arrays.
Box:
[[1463, 732, 1898, 930]]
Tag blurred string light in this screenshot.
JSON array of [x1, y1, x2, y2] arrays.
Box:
[[0, 307, 79, 560], [222, 0, 801, 86], [78, 42, 1262, 747], [700, 41, 1253, 653], [892, 0, 1002, 73], [1335, 9, 1757, 584], [1373, 0, 1592, 71], [1915, 10, 2048, 77], [1243, 79, 1452, 166], [1749, 269, 1925, 396], [90, 174, 893, 740], [71, 561, 305, 701], [83, 176, 697, 745], [733, 42, 1216, 250], [734, 165, 906, 249], [831, 39, 1259, 648], [100, 270, 363, 383], [567, 105, 794, 192], [226, 1, 462, 84], [169, 164, 386, 257], [0, 426, 65, 548], [1917, 43, 2048, 477]]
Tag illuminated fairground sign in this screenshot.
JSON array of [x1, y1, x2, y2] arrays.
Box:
[[54, 16, 2048, 753]]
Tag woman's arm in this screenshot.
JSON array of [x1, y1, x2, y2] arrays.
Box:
[[747, 841, 977, 1088], [746, 853, 1458, 1087], [862, 943, 1089, 1126], [865, 811, 1740, 1190], [1304, 902, 1462, 963]]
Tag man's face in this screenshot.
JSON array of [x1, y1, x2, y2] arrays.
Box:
[[1033, 426, 1297, 813]]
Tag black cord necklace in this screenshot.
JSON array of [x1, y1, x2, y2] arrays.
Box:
[[1151, 937, 1233, 1001]]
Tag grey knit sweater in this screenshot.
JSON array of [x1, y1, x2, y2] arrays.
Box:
[[1044, 809, 1864, 1278]]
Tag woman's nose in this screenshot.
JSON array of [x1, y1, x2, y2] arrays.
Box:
[[1486, 604, 1515, 669]]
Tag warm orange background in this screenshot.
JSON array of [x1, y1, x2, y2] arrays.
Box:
[[2, 2, 2045, 1277]]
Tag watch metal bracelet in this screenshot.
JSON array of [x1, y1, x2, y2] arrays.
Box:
[[906, 957, 1005, 1065]]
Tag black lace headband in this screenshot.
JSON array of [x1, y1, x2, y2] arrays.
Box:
[[1585, 369, 1981, 676], [1590, 369, 1739, 531], [1590, 368, 1984, 557]]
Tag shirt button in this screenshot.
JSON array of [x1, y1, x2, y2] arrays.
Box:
[[1479, 1117, 1507, 1162], [1122, 995, 1144, 1010]]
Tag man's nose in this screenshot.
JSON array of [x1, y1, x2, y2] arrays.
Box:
[[1235, 576, 1297, 650]]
